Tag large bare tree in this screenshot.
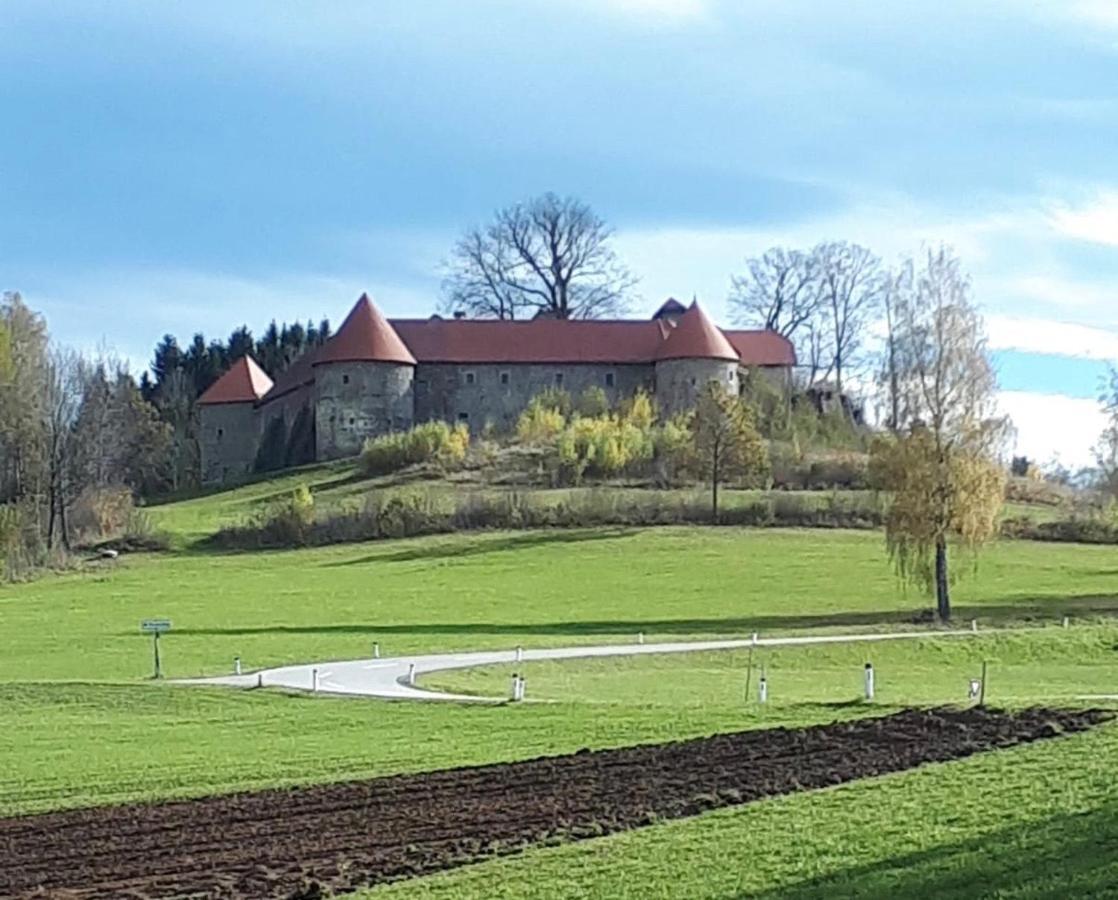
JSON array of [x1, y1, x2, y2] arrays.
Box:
[[728, 247, 820, 337], [870, 247, 1009, 621], [815, 241, 883, 398], [443, 193, 636, 319]]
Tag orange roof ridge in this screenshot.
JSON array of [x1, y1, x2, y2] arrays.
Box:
[[655, 301, 738, 361], [315, 293, 416, 366], [197, 355, 274, 405]]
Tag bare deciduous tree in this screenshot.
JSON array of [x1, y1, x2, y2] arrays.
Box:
[[443, 193, 636, 320], [877, 259, 914, 433], [815, 241, 883, 399], [44, 347, 83, 549], [729, 247, 820, 337], [1095, 365, 1118, 498], [871, 247, 1009, 621]]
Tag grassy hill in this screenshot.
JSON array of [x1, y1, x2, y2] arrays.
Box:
[[3, 465, 1117, 896]]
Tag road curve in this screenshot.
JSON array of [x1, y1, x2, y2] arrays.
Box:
[[177, 629, 976, 702]]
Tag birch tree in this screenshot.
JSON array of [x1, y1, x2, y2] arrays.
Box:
[[870, 247, 1008, 621]]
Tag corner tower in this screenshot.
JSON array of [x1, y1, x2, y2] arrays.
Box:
[[313, 293, 416, 460], [197, 355, 274, 485], [653, 301, 740, 416]]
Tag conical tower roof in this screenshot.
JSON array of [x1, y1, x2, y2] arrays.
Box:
[[315, 293, 416, 366], [655, 301, 738, 361], [197, 355, 274, 405]]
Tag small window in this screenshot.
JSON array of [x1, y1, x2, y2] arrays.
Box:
[[605, 372, 615, 388], [349, 417, 355, 426], [458, 411, 469, 422], [554, 372, 564, 386], [464, 371, 476, 386], [342, 374, 350, 385], [728, 370, 736, 382], [690, 377, 697, 387], [500, 371, 510, 386], [216, 428, 224, 439]]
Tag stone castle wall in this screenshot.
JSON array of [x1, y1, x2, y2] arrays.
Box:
[[414, 363, 653, 431], [313, 362, 415, 460], [199, 402, 261, 485], [654, 358, 739, 417]]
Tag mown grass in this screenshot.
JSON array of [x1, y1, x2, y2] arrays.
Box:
[[4, 465, 1118, 897], [4, 528, 1118, 683], [363, 719, 1118, 899], [427, 625, 1118, 707]]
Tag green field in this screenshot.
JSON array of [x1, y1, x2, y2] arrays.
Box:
[[4, 474, 1118, 896]]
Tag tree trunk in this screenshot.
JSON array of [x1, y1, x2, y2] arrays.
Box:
[[711, 447, 720, 524], [935, 538, 950, 621]]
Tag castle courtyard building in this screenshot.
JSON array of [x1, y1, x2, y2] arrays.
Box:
[[197, 294, 795, 485]]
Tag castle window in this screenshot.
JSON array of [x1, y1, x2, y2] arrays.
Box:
[[458, 412, 469, 422], [216, 428, 223, 439], [349, 417, 355, 426], [690, 377, 697, 387], [554, 372, 564, 386], [500, 371, 510, 386], [463, 371, 476, 386], [605, 372, 615, 388], [342, 374, 350, 385]]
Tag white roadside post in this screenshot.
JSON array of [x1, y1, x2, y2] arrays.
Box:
[[971, 619, 978, 633], [311, 668, 319, 693], [517, 675, 526, 701], [256, 672, 263, 689], [373, 642, 380, 659], [864, 662, 875, 701], [515, 646, 523, 662], [233, 656, 242, 676], [758, 668, 768, 704], [1063, 615, 1070, 629], [407, 663, 416, 686], [510, 672, 520, 700], [638, 632, 644, 645]]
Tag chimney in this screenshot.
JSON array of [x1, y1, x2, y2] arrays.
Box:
[[453, 310, 467, 320]]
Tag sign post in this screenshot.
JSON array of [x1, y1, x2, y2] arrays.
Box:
[[141, 619, 172, 679]]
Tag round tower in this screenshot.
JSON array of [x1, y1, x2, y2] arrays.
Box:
[[653, 301, 740, 417], [313, 293, 416, 460], [197, 355, 274, 485]]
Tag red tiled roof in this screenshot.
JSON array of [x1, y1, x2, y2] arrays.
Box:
[[655, 302, 738, 362], [391, 318, 668, 364], [723, 330, 796, 366], [314, 294, 416, 366], [197, 355, 273, 405]]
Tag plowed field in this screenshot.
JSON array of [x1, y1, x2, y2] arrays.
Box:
[[1, 706, 1107, 899]]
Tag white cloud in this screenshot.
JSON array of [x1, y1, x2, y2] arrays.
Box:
[[1049, 190, 1118, 248], [986, 314, 1118, 362], [998, 390, 1104, 467]]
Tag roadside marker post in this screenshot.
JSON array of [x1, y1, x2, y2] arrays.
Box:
[[1063, 615, 1070, 629], [864, 662, 875, 701], [312, 668, 319, 692], [140, 619, 172, 679], [233, 656, 242, 676], [407, 663, 416, 686], [510, 673, 520, 700], [515, 645, 523, 662], [971, 619, 978, 633], [638, 632, 644, 645], [373, 642, 380, 659], [517, 675, 526, 701], [758, 667, 768, 704]]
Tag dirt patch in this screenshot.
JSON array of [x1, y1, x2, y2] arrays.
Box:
[[1, 706, 1109, 899]]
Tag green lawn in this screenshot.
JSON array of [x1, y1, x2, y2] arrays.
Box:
[[4, 480, 1118, 896]]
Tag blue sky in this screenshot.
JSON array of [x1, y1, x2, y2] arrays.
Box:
[[4, 0, 1118, 464]]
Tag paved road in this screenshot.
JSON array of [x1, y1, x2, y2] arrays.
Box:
[[177, 629, 976, 702]]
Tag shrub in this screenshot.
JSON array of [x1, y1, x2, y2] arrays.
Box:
[[69, 486, 135, 543], [516, 400, 567, 445], [359, 422, 469, 476], [576, 386, 610, 418], [619, 389, 656, 430]]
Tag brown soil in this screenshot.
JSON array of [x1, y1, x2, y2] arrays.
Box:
[[1, 706, 1108, 899]]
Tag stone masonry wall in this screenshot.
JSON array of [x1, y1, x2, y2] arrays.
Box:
[[314, 362, 415, 460], [199, 402, 261, 486], [654, 358, 739, 417], [413, 363, 653, 431]]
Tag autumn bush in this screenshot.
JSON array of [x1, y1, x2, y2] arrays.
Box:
[[359, 422, 469, 476]]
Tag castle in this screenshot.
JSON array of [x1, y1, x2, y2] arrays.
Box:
[[197, 294, 795, 485]]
